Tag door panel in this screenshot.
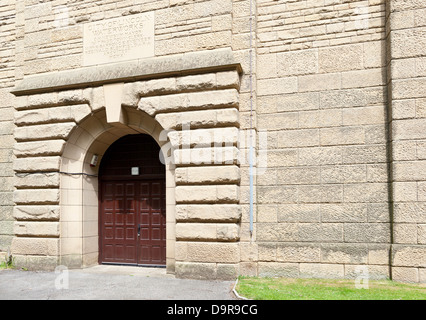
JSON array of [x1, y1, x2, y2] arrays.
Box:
[[137, 180, 166, 265], [100, 181, 138, 264]]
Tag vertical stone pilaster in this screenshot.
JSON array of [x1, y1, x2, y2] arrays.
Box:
[[387, 0, 426, 283]]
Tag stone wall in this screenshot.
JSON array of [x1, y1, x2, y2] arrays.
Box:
[[249, 0, 391, 280], [0, 0, 16, 255], [387, 0, 426, 283], [0, 0, 424, 282]]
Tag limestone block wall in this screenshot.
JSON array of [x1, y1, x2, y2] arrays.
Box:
[[251, 0, 392, 280], [1, 0, 425, 282], [0, 0, 16, 254], [12, 89, 93, 269], [16, 0, 236, 76], [387, 0, 426, 283]]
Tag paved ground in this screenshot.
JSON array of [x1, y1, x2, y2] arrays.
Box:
[[0, 265, 238, 300]]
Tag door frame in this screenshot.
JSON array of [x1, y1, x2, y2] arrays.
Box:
[[59, 109, 177, 274]]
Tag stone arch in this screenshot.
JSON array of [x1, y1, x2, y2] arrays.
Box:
[[11, 49, 243, 278], [60, 107, 176, 273]]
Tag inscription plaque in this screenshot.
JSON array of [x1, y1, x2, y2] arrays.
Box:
[[83, 12, 154, 66]]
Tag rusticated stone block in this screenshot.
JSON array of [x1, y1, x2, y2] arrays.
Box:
[[277, 49, 318, 76], [24, 92, 58, 109], [392, 267, 420, 283], [175, 223, 239, 241], [319, 44, 363, 73], [176, 73, 216, 92], [177, 241, 240, 263], [14, 221, 59, 237], [173, 146, 239, 165], [175, 262, 217, 279], [14, 189, 60, 205], [344, 223, 390, 243], [15, 104, 91, 126], [13, 156, 61, 172], [175, 204, 241, 222], [175, 185, 239, 204], [175, 165, 239, 185], [14, 140, 66, 158], [14, 172, 60, 189], [393, 223, 418, 244], [138, 88, 238, 116], [11, 237, 59, 256], [15, 123, 75, 142], [12, 255, 59, 271], [299, 263, 345, 279], [276, 243, 321, 263], [258, 262, 299, 278], [13, 205, 60, 221], [155, 108, 239, 130], [392, 245, 426, 268], [167, 127, 239, 148], [321, 243, 369, 264]]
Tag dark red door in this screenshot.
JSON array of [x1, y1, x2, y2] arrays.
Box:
[[100, 181, 138, 264], [100, 179, 166, 266], [98, 134, 166, 266], [137, 180, 166, 265]]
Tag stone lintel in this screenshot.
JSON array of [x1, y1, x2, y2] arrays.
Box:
[[11, 48, 242, 96]]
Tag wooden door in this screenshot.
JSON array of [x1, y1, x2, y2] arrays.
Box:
[[98, 134, 166, 266], [100, 181, 139, 264], [99, 179, 166, 266], [137, 180, 166, 265]]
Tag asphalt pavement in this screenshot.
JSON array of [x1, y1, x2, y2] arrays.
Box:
[[0, 265, 239, 300]]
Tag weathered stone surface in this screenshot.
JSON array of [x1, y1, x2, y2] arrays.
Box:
[[14, 172, 60, 189], [176, 241, 240, 263], [156, 108, 239, 130], [175, 204, 241, 222], [13, 206, 60, 221], [15, 105, 91, 126], [392, 245, 426, 268], [167, 127, 239, 148], [14, 189, 60, 205], [175, 262, 218, 280], [14, 140, 66, 157], [299, 263, 345, 279], [14, 221, 60, 237], [138, 88, 239, 116], [14, 123, 75, 142], [173, 146, 239, 165], [11, 237, 59, 256], [13, 157, 61, 172], [175, 223, 239, 241], [175, 185, 239, 204], [175, 165, 239, 185]]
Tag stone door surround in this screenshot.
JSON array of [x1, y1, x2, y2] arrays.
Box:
[[11, 48, 244, 279]]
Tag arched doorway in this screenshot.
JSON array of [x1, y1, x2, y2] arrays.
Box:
[[98, 134, 166, 266]]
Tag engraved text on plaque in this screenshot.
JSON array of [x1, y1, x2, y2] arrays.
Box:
[[83, 12, 154, 66]]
